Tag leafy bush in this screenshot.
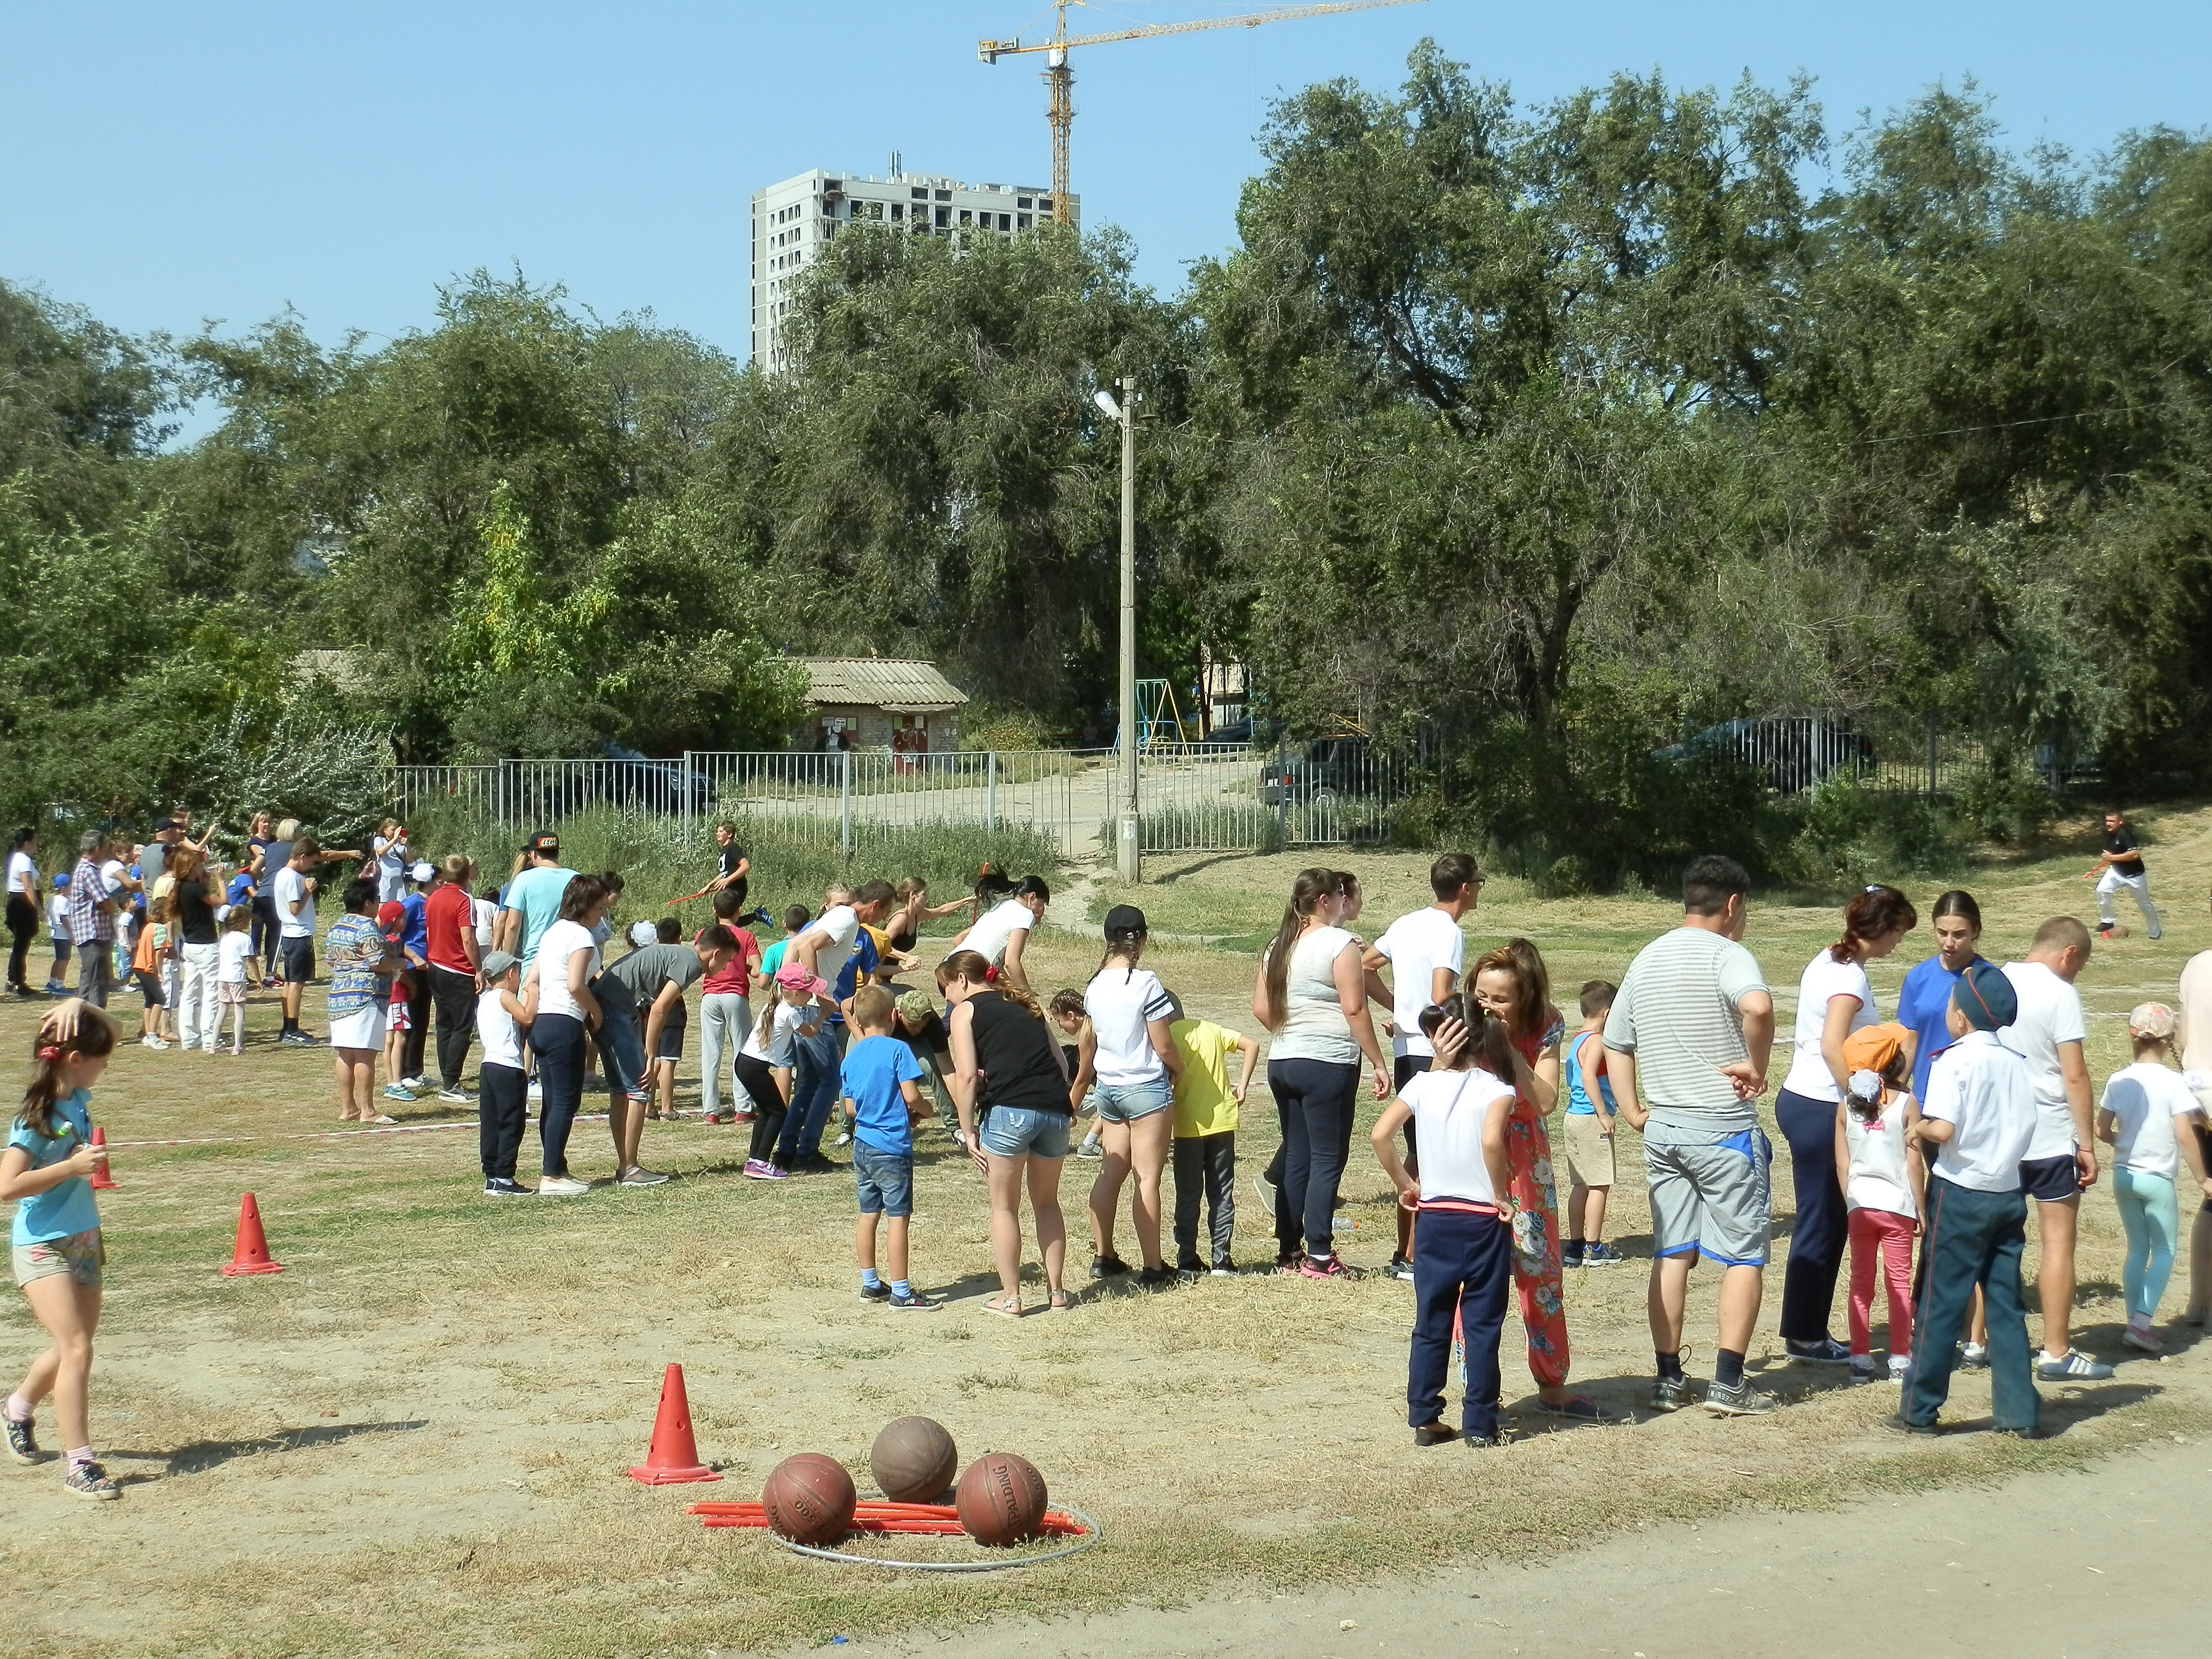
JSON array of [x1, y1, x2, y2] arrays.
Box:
[[1771, 775, 1968, 890]]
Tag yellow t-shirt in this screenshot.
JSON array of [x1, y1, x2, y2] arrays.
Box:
[[1171, 1018, 1243, 1137]]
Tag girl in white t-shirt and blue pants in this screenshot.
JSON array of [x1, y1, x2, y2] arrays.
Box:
[[2095, 1003, 2212, 1353], [1370, 997, 1520, 1447]]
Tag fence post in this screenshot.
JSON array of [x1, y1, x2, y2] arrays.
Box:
[[681, 751, 695, 847], [1926, 715, 1939, 799], [985, 751, 998, 834], [839, 749, 853, 859]]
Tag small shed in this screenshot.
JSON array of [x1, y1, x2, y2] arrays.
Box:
[[797, 658, 969, 753]]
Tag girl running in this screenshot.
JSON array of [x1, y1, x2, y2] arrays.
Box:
[[886, 877, 967, 956], [942, 948, 1075, 1316], [1371, 995, 1519, 1448], [1470, 942, 1604, 1418], [1253, 868, 1390, 1279], [4, 998, 122, 1499], [738, 965, 826, 1180], [1075, 906, 1181, 1284], [947, 872, 1049, 996], [1835, 1023, 1921, 1382], [2096, 1003, 2212, 1353]]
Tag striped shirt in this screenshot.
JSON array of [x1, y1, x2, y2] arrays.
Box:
[[1603, 925, 1768, 1133]]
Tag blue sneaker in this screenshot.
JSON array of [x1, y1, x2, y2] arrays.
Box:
[[1580, 1242, 1625, 1266], [1562, 1241, 1586, 1269]]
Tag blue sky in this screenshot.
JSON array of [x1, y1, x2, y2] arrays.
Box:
[[5, 1, 2208, 372]]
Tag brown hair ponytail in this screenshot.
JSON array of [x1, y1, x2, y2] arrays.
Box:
[[1260, 867, 1336, 1032], [1831, 885, 1918, 964], [21, 1016, 117, 1142], [939, 948, 1045, 1021]]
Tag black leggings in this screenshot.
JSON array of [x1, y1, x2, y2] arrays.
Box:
[[1269, 1057, 1360, 1259], [6, 893, 37, 989], [478, 1062, 528, 1180], [736, 1053, 787, 1163]]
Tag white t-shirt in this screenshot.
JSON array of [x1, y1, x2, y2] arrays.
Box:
[[477, 985, 523, 1070], [1084, 966, 1176, 1087], [217, 931, 256, 984], [1922, 1030, 2037, 1192], [2101, 1062, 2197, 1180], [1781, 948, 1878, 1102], [471, 897, 498, 950], [1266, 925, 1359, 1065], [1999, 961, 2088, 1161], [1372, 906, 1466, 1059], [803, 905, 861, 991], [1844, 1094, 1918, 1218], [46, 893, 69, 936], [957, 899, 1035, 966], [743, 1000, 811, 1068], [532, 918, 600, 1021], [6, 850, 37, 899], [375, 837, 408, 904], [1397, 1065, 1515, 1206], [273, 867, 315, 938], [99, 858, 129, 905], [2180, 950, 2212, 1116]]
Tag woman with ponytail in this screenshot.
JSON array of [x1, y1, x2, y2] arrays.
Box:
[[3, 999, 122, 1500], [947, 872, 1049, 997], [1776, 883, 1918, 1362], [941, 949, 1075, 1316], [1252, 868, 1391, 1278]]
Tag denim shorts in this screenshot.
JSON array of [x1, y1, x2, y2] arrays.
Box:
[[979, 1105, 1071, 1160], [593, 999, 645, 1098], [1091, 1079, 1173, 1125], [853, 1141, 915, 1216]]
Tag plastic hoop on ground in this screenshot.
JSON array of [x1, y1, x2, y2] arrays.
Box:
[[764, 1503, 1103, 1572]]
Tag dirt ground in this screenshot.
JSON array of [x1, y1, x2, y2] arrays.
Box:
[[3, 806, 2207, 1658]]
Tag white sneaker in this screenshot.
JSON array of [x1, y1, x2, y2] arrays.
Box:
[[1959, 1341, 1988, 1369], [535, 1175, 589, 1196], [401, 1076, 428, 1092], [141, 1033, 170, 1049], [1887, 1354, 1911, 1381]]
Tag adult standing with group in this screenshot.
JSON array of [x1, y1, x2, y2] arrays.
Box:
[[167, 845, 224, 1054], [7, 829, 41, 998], [1772, 884, 1918, 1364], [1253, 866, 1391, 1279], [423, 854, 483, 1103]]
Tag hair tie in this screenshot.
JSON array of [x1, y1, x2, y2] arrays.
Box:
[[36, 1045, 61, 1062]]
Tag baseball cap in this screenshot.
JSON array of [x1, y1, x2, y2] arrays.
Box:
[[411, 860, 435, 884], [376, 901, 405, 932], [480, 950, 520, 980], [1840, 1021, 1907, 1078], [627, 919, 657, 948], [775, 963, 829, 997], [2128, 1001, 2178, 1040], [52, 871, 70, 889], [1953, 961, 2018, 1032], [895, 989, 936, 1026], [1103, 903, 1148, 937], [527, 831, 559, 854]]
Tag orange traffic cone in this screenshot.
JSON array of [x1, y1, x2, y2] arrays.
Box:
[[219, 1192, 285, 1277], [88, 1126, 118, 1191], [626, 1363, 722, 1485]]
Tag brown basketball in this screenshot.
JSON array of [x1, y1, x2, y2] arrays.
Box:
[[955, 1451, 1049, 1546], [870, 1416, 959, 1503], [761, 1453, 857, 1545]]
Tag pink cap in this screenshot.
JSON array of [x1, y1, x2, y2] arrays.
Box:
[[775, 963, 828, 997]]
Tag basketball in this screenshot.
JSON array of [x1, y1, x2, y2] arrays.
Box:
[[870, 1415, 959, 1503], [955, 1451, 1049, 1546], [761, 1453, 857, 1545]]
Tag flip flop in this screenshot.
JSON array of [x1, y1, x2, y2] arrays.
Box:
[[982, 1296, 1026, 1320]]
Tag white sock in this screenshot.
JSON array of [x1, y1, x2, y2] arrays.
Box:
[[64, 1444, 94, 1466], [4, 1392, 30, 1424]]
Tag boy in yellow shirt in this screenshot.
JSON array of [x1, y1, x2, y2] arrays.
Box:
[[1169, 1003, 1260, 1276]]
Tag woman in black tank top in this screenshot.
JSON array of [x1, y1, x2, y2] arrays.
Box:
[[941, 950, 1074, 1316]]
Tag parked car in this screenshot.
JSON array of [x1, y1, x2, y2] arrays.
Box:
[[1198, 718, 1254, 750], [1261, 736, 1376, 805]]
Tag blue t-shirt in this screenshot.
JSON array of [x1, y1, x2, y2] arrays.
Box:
[[841, 1033, 925, 1157], [9, 1089, 99, 1245], [225, 870, 256, 907], [827, 932, 880, 1027], [1896, 952, 1985, 1102], [503, 865, 576, 964], [1563, 1030, 1616, 1115], [400, 891, 429, 961]]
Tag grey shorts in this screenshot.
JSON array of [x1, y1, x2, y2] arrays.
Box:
[[853, 1142, 915, 1217], [1645, 1126, 1771, 1268], [12, 1229, 104, 1289]]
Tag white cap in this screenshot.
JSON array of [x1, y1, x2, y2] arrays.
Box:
[[627, 919, 657, 948], [411, 860, 436, 883]]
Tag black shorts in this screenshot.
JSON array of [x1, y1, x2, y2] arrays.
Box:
[[655, 1020, 685, 1062], [2020, 1152, 2082, 1203], [279, 936, 316, 984], [1393, 1054, 1429, 1164]]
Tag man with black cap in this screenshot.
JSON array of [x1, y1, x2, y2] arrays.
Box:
[[496, 832, 575, 967], [1897, 959, 2041, 1437]]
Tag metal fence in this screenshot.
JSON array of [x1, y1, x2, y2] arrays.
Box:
[[1668, 715, 1993, 797], [384, 742, 1426, 856]]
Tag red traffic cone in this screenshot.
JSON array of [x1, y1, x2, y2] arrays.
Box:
[[220, 1192, 285, 1277], [626, 1363, 722, 1485], [88, 1126, 119, 1191]]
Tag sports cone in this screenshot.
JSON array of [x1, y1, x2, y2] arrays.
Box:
[[626, 1363, 721, 1485], [220, 1192, 285, 1277], [88, 1126, 118, 1191]]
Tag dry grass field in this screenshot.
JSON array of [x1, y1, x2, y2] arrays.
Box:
[[5, 805, 2210, 1658]]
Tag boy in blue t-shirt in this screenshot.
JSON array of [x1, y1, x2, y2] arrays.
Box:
[[841, 985, 935, 1310]]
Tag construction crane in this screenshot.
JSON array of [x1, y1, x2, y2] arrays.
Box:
[[979, 0, 1427, 225]]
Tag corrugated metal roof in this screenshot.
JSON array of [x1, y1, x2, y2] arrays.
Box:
[[799, 658, 969, 712]]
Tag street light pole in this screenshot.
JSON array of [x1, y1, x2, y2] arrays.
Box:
[[1114, 376, 1141, 885]]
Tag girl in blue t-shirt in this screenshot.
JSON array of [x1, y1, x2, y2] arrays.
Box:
[[2, 998, 121, 1500], [1894, 891, 1988, 1103]]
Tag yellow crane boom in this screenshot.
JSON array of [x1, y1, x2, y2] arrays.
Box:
[[979, 0, 1427, 224]]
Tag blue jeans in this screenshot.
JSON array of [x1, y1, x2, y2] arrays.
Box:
[[531, 1012, 589, 1178], [1906, 1176, 2038, 1432], [777, 1020, 847, 1165], [1268, 1057, 1360, 1258], [1408, 1206, 1513, 1438]]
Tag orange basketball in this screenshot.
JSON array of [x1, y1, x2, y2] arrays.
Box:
[[761, 1453, 856, 1545], [955, 1451, 1049, 1546]]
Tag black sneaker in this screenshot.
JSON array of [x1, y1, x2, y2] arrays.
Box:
[[1089, 1255, 1131, 1280], [62, 1459, 119, 1501], [1562, 1241, 1586, 1268], [1137, 1265, 1176, 1288], [1785, 1336, 1853, 1365], [889, 1288, 941, 1310], [483, 1178, 534, 1197], [1386, 1254, 1416, 1281], [859, 1281, 892, 1302], [1412, 1423, 1458, 1447], [1704, 1378, 1780, 1417], [1649, 1374, 1697, 1413], [5, 1413, 38, 1465]]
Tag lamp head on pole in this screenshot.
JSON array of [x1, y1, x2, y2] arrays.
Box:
[[1092, 388, 1122, 421]]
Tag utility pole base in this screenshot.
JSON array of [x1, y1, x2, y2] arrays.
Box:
[[1115, 811, 1141, 885]]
